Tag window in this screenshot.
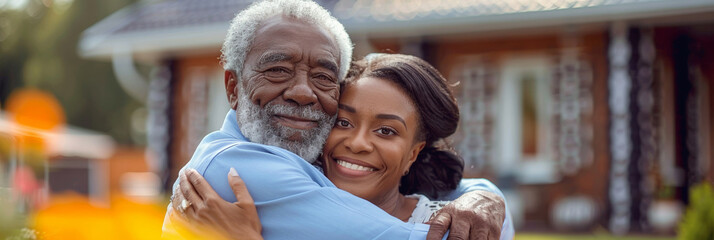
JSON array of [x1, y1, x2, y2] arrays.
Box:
[[496, 56, 559, 184]]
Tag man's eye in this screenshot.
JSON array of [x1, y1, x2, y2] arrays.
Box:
[[313, 74, 336, 87], [265, 67, 290, 77], [315, 74, 331, 81]]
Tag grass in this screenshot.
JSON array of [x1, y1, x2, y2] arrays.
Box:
[[516, 233, 676, 240]]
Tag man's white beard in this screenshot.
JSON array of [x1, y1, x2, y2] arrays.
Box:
[[236, 90, 335, 162]]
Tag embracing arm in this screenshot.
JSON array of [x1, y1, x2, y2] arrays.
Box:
[[437, 179, 506, 201], [427, 179, 515, 240], [164, 144, 431, 240], [164, 168, 262, 240]]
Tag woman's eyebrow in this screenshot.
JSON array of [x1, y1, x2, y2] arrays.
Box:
[[376, 114, 406, 128], [338, 104, 355, 112], [338, 104, 407, 128]]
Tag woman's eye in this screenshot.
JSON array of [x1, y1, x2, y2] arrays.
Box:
[[335, 119, 351, 128], [377, 127, 396, 136]]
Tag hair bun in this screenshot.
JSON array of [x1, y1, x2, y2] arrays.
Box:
[[399, 145, 464, 199]]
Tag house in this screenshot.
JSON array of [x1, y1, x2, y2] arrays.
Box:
[[78, 0, 714, 234], [1, 94, 157, 208], [0, 110, 115, 206]]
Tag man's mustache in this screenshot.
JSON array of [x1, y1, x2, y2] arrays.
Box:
[[262, 103, 333, 123]]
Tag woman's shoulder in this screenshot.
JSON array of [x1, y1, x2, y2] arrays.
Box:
[[406, 194, 451, 224]]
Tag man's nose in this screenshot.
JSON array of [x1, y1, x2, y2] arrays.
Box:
[[344, 129, 373, 153], [282, 72, 318, 106]]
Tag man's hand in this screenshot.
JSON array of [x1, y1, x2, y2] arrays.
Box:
[[171, 168, 263, 240], [426, 190, 506, 240]]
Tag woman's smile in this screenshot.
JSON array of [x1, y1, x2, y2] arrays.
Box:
[[331, 156, 378, 177]]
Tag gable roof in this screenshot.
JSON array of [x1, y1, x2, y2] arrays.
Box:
[[79, 0, 714, 60], [336, 0, 714, 34]]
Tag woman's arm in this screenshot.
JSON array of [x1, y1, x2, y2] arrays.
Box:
[[171, 168, 262, 240]]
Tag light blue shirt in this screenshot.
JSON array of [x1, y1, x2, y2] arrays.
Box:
[[166, 110, 514, 239]]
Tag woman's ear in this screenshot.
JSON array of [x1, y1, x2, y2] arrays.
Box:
[[225, 70, 239, 110], [404, 141, 426, 174]]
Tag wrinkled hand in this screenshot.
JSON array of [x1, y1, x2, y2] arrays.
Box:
[[171, 168, 262, 240], [426, 190, 505, 240]]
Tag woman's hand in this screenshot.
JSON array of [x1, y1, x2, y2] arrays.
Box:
[[172, 168, 262, 240]]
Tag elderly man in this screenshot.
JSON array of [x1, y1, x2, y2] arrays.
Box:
[[163, 0, 514, 239]]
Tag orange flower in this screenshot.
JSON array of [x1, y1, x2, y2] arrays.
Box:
[[32, 194, 166, 240], [6, 89, 65, 131]]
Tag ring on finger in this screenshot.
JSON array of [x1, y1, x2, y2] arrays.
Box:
[[180, 199, 192, 213]]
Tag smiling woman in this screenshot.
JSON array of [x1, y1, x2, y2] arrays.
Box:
[[323, 75, 426, 221], [321, 53, 464, 223]]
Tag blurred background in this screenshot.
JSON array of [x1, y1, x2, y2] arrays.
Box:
[[1, 0, 713, 239]]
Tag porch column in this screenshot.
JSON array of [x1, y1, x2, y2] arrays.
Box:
[[608, 22, 632, 235]]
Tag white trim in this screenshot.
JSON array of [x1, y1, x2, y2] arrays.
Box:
[[455, 57, 496, 173], [79, 23, 229, 61], [111, 45, 148, 103], [342, 0, 714, 37], [78, 0, 714, 59], [608, 22, 632, 235]]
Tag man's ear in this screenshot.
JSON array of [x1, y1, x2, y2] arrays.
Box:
[[225, 70, 239, 110], [404, 141, 426, 174]]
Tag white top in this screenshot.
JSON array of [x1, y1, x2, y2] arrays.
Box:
[[406, 194, 451, 224]]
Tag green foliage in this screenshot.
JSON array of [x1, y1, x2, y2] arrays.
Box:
[[657, 186, 675, 200], [678, 182, 714, 240], [0, 0, 139, 144], [516, 233, 674, 240]]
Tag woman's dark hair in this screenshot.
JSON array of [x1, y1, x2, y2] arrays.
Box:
[[343, 53, 464, 199]]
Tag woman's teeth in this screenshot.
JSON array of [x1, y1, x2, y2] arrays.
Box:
[[337, 160, 375, 172]]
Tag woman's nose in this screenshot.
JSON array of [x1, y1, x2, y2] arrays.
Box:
[[344, 129, 373, 153]]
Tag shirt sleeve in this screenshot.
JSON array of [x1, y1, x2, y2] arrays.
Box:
[[436, 178, 501, 201], [197, 143, 430, 240], [436, 178, 515, 240]]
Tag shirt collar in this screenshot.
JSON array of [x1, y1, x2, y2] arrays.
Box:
[[221, 109, 248, 141]]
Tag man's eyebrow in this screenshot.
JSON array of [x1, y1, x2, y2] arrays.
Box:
[[376, 114, 407, 128], [258, 52, 292, 67], [338, 104, 355, 113], [316, 58, 339, 76]]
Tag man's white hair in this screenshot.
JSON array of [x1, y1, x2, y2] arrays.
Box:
[[220, 0, 353, 81]]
